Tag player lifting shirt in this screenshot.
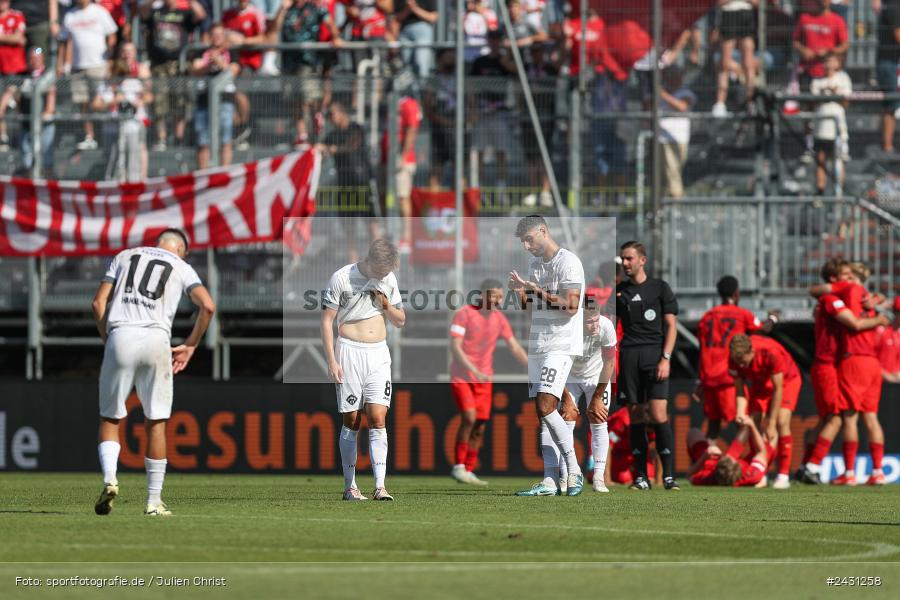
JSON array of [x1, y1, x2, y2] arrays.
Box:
[[321, 239, 406, 501]]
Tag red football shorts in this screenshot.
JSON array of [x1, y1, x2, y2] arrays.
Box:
[[838, 356, 882, 413], [450, 381, 493, 421], [811, 361, 841, 417], [748, 376, 801, 415], [702, 384, 736, 422]]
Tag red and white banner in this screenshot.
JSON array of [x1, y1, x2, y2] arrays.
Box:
[[0, 150, 320, 256], [409, 188, 480, 265]]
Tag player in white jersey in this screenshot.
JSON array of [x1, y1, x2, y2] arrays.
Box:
[[91, 229, 215, 517], [509, 215, 586, 497], [559, 289, 617, 493], [321, 239, 406, 501]]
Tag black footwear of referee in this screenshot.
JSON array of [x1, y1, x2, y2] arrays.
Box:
[[796, 467, 822, 485], [663, 477, 681, 491], [629, 476, 651, 490]]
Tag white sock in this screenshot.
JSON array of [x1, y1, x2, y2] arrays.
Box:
[[591, 422, 610, 480], [144, 457, 167, 506], [339, 426, 358, 490], [98, 441, 120, 484], [542, 411, 580, 475], [369, 428, 388, 489], [540, 421, 560, 486], [558, 421, 577, 482]]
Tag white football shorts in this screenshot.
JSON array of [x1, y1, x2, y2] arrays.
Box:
[[335, 337, 392, 413], [564, 377, 612, 412], [527, 354, 574, 399], [99, 327, 173, 420]]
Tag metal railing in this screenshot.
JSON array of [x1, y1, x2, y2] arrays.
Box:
[[662, 196, 899, 302]]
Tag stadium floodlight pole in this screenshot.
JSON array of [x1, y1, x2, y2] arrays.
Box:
[[651, 0, 663, 267], [454, 0, 465, 298], [496, 0, 574, 251]]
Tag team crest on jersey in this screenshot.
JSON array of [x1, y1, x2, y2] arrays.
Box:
[[346, 394, 358, 406], [644, 309, 657, 321]]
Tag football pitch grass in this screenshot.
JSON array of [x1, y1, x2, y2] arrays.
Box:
[[1, 473, 897, 599]]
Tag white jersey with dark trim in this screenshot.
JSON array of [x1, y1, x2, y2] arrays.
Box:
[[102, 247, 202, 338], [527, 247, 585, 356], [323, 263, 402, 327]]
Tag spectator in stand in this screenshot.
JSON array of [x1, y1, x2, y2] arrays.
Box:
[[341, 0, 394, 68], [712, 0, 758, 117], [11, 2, 60, 58], [58, 0, 119, 151], [393, 1, 437, 77], [810, 52, 850, 195], [191, 22, 240, 169], [97, 0, 129, 46], [318, 101, 379, 261], [470, 28, 516, 195], [380, 70, 420, 251], [793, 0, 848, 91], [507, 0, 547, 68], [520, 42, 558, 208], [252, 0, 283, 75], [523, 0, 547, 32], [423, 48, 458, 188], [273, 0, 342, 149], [880, 298, 900, 383], [659, 66, 696, 200], [0, 0, 26, 76], [0, 47, 56, 176], [223, 0, 269, 149], [464, 0, 497, 64], [93, 44, 152, 181], [140, 0, 206, 151], [876, 0, 900, 154]]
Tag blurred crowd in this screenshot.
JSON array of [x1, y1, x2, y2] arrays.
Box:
[[0, 1, 897, 200]]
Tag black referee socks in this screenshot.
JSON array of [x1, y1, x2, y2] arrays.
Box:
[[653, 422, 675, 480], [629, 423, 649, 479]]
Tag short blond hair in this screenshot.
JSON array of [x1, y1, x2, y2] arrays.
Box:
[[714, 456, 742, 486], [367, 238, 399, 272], [849, 262, 870, 283], [729, 334, 753, 360]]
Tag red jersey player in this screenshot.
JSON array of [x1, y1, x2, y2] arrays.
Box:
[[810, 262, 889, 485], [798, 259, 885, 484], [685, 422, 768, 487], [449, 279, 528, 485], [879, 297, 900, 384], [695, 276, 776, 439], [606, 406, 657, 485], [728, 334, 802, 489]]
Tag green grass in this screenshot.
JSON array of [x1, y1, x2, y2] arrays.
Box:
[[1, 473, 898, 599]]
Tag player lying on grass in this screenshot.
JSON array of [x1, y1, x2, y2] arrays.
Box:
[[449, 279, 528, 486], [686, 419, 769, 487], [321, 239, 405, 501], [798, 258, 886, 485], [808, 261, 889, 486], [555, 288, 617, 493], [510, 215, 586, 497], [91, 229, 216, 516], [728, 334, 801, 489], [694, 275, 777, 440]]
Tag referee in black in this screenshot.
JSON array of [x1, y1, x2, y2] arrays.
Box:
[[615, 241, 680, 490]]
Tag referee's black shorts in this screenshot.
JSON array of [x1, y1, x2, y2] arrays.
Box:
[[617, 345, 669, 405]]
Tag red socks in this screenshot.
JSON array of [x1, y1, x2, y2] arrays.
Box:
[[843, 441, 859, 473], [454, 441, 468, 466], [777, 435, 793, 475], [808, 436, 833, 466], [465, 448, 479, 472], [870, 442, 884, 470]]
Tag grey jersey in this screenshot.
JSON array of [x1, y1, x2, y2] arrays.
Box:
[[323, 263, 402, 327]]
